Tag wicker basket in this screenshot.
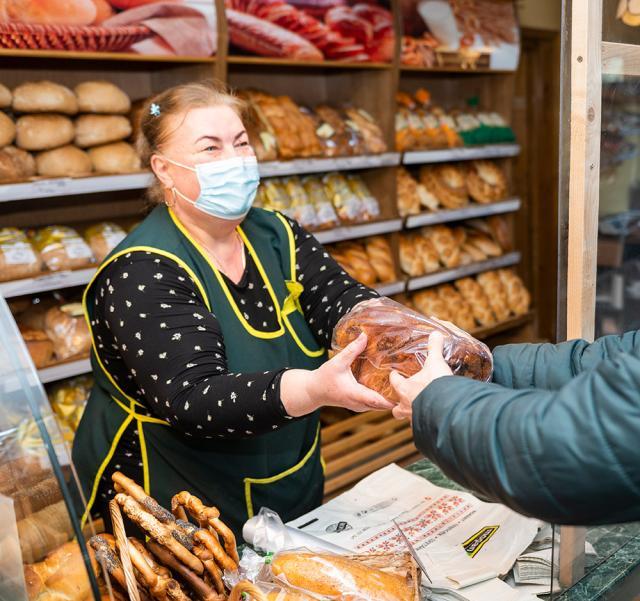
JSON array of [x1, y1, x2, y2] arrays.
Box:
[[0, 22, 152, 52]]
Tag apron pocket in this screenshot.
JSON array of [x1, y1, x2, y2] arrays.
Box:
[[243, 429, 324, 521]]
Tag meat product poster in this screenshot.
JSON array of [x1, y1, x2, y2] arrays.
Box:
[[400, 0, 520, 70], [0, 0, 217, 56], [225, 0, 395, 62]]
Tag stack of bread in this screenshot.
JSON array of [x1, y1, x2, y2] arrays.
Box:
[[12, 294, 91, 369], [397, 160, 508, 215], [329, 236, 397, 286], [241, 90, 387, 161], [255, 173, 381, 230], [405, 268, 531, 331], [0, 80, 139, 182], [398, 217, 509, 278]]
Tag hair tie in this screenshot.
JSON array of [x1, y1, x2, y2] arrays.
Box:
[[150, 103, 161, 117]]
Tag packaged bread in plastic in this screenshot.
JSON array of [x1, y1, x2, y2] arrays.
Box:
[[332, 297, 493, 401], [347, 174, 380, 220], [343, 107, 387, 154], [0, 227, 43, 282], [48, 375, 93, 432], [84, 222, 126, 263], [32, 226, 95, 272], [302, 176, 339, 230], [44, 302, 91, 360], [282, 176, 318, 230], [262, 179, 291, 215], [269, 550, 416, 601], [313, 105, 353, 157], [323, 172, 367, 224], [241, 91, 279, 162], [19, 324, 53, 368]]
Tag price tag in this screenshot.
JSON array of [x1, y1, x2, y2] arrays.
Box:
[[32, 178, 72, 196]]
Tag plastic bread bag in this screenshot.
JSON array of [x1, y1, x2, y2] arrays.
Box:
[[342, 107, 387, 154], [314, 105, 353, 157], [84, 221, 126, 263], [331, 297, 493, 402], [48, 375, 93, 432], [227, 579, 318, 601], [44, 302, 91, 360], [267, 549, 416, 601], [323, 172, 367, 224], [282, 176, 318, 230], [347, 175, 380, 220], [302, 176, 340, 230], [263, 179, 293, 217], [31, 225, 95, 272], [0, 227, 43, 282]]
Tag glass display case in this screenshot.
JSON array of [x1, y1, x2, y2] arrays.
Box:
[[0, 293, 102, 600]]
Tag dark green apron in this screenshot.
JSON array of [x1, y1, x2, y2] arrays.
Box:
[[72, 206, 326, 536]]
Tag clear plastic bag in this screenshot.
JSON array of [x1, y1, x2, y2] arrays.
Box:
[[331, 297, 493, 402], [44, 302, 91, 360]]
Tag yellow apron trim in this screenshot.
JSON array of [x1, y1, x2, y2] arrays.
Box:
[[283, 312, 325, 358], [80, 410, 135, 527], [111, 395, 170, 426], [320, 454, 326, 475], [244, 426, 321, 519], [82, 245, 212, 409], [168, 207, 285, 339]]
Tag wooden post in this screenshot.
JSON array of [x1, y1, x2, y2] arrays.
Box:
[[559, 0, 602, 589]]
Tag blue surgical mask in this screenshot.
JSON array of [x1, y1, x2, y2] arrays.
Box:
[[164, 155, 260, 220]]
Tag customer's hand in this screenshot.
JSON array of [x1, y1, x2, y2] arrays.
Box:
[[389, 331, 453, 421], [282, 334, 395, 417]]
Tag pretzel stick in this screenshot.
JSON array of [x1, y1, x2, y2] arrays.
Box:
[[147, 540, 223, 601], [129, 538, 172, 579], [115, 493, 204, 575], [113, 472, 175, 524], [210, 517, 240, 564], [110, 499, 142, 601], [195, 529, 238, 572], [90, 535, 128, 591]]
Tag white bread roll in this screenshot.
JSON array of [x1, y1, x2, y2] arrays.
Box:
[[16, 115, 75, 151], [0, 112, 16, 147], [12, 81, 78, 115], [0, 84, 11, 109], [36, 145, 92, 177], [89, 142, 141, 174], [75, 81, 131, 114], [74, 114, 132, 148]]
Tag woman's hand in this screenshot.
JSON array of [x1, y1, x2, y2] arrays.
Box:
[[282, 334, 395, 417], [389, 332, 453, 421]]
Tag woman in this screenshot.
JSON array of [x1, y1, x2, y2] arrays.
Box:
[[72, 81, 392, 535], [389, 329, 640, 525]]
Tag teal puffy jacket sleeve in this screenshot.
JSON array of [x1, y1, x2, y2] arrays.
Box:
[[411, 332, 640, 525]]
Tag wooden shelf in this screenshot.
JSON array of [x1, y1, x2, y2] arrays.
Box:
[[406, 251, 521, 291], [260, 153, 400, 177], [38, 357, 91, 384], [0, 49, 216, 63], [0, 268, 97, 298], [226, 56, 391, 69], [314, 219, 403, 244], [400, 65, 515, 74], [473, 311, 534, 340], [405, 198, 521, 229], [402, 144, 520, 165]]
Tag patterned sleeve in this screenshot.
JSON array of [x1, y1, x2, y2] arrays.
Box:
[[283, 216, 379, 348], [91, 252, 293, 439]]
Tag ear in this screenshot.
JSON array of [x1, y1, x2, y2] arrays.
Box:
[[150, 154, 174, 190]]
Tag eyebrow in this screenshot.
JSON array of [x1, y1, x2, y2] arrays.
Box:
[[195, 130, 247, 144]]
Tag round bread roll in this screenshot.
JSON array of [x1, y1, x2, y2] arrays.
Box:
[[75, 81, 131, 114], [16, 115, 75, 151], [4, 0, 96, 25], [89, 142, 141, 174], [12, 81, 78, 115], [0, 112, 16, 147], [36, 146, 92, 178], [0, 84, 11, 109], [74, 115, 132, 148], [0, 146, 36, 182]]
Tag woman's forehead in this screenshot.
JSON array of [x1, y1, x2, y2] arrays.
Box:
[[167, 105, 243, 140]]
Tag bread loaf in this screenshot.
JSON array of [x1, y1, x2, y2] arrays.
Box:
[[487, 215, 512, 251], [271, 552, 413, 601], [16, 115, 75, 151], [423, 225, 461, 268], [476, 271, 511, 322], [0, 227, 43, 282], [399, 234, 424, 277], [420, 164, 468, 209], [32, 225, 95, 272], [365, 236, 396, 283], [417, 235, 440, 274], [2, 145, 36, 180], [89, 141, 141, 173], [19, 325, 54, 368], [44, 303, 91, 360], [412, 289, 450, 321], [74, 81, 131, 114], [497, 269, 531, 316], [396, 168, 420, 217], [84, 222, 126, 262], [455, 277, 496, 327], [0, 111, 16, 146], [36, 145, 92, 177], [339, 242, 377, 285], [437, 284, 476, 331], [75, 114, 132, 148], [0, 83, 11, 109], [12, 81, 78, 115], [467, 160, 507, 203]]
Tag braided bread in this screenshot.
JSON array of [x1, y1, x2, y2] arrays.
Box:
[[396, 168, 421, 217], [332, 242, 377, 285], [487, 215, 512, 251], [423, 225, 461, 268], [412, 289, 451, 321], [467, 160, 507, 203], [437, 284, 476, 331], [365, 237, 396, 283], [419, 164, 468, 209], [497, 269, 531, 316], [465, 230, 503, 257], [454, 277, 497, 327], [476, 271, 511, 322], [418, 235, 441, 273], [399, 234, 425, 276]]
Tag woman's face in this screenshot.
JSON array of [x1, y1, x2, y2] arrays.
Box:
[[152, 104, 254, 208]]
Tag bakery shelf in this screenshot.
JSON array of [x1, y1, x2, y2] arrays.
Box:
[[226, 56, 391, 70], [405, 197, 522, 229], [314, 218, 403, 244], [373, 281, 405, 296], [38, 358, 92, 384], [399, 65, 515, 74], [0, 49, 217, 63], [258, 153, 401, 177], [0, 268, 97, 298], [473, 311, 534, 340], [0, 173, 153, 203], [406, 251, 522, 291], [402, 144, 520, 165]]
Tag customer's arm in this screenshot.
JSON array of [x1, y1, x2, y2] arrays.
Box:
[[412, 351, 640, 525], [491, 330, 640, 390]]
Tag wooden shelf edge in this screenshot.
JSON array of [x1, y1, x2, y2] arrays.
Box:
[[38, 357, 91, 384], [0, 49, 217, 63], [400, 65, 515, 74], [473, 311, 535, 340], [227, 56, 392, 69]]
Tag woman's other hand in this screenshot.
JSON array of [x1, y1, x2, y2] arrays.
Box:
[[389, 332, 453, 421], [282, 333, 394, 417]]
